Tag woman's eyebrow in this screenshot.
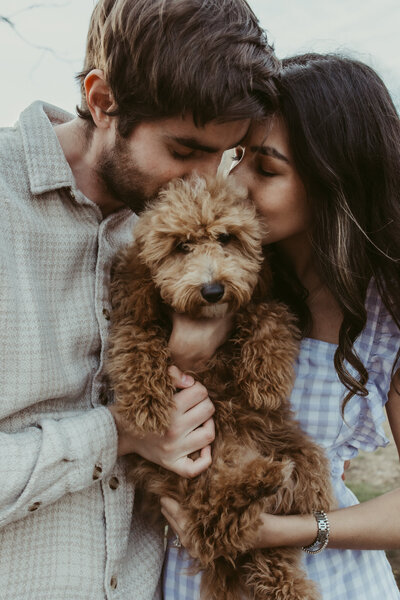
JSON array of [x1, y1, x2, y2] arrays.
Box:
[[250, 145, 289, 163]]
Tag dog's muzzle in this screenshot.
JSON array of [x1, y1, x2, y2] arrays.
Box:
[[201, 282, 225, 303]]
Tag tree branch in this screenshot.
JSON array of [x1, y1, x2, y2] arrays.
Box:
[[0, 2, 75, 63]]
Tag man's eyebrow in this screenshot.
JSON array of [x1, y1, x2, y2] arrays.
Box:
[[167, 134, 247, 154], [250, 145, 289, 163]]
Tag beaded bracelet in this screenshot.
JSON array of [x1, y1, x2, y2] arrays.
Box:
[[302, 510, 330, 554]]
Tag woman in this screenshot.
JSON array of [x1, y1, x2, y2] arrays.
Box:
[[162, 53, 400, 599]]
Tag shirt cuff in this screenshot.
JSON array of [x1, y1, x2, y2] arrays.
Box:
[[57, 406, 119, 492]]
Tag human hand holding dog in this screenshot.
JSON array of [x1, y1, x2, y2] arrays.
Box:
[[169, 312, 233, 372], [160, 497, 316, 554], [108, 366, 215, 478], [162, 490, 400, 553]]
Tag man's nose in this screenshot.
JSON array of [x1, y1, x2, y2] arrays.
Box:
[[192, 155, 223, 178]]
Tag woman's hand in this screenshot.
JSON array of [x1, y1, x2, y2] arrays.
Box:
[[168, 312, 234, 372], [160, 496, 318, 554], [161, 496, 197, 554]]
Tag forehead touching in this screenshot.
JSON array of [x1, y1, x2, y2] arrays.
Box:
[[150, 114, 251, 153], [242, 116, 292, 163]]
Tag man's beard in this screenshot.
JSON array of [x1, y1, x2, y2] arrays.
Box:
[[96, 136, 159, 214]]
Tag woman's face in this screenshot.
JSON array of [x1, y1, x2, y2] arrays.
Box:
[[230, 116, 311, 246]]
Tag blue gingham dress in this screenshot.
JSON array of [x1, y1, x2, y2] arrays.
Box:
[[163, 284, 400, 599]]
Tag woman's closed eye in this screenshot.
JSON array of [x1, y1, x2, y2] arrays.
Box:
[[258, 157, 280, 178], [258, 167, 277, 177]]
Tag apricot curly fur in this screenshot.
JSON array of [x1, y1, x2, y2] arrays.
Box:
[[106, 175, 335, 600]]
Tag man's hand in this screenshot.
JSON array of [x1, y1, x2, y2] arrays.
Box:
[[168, 312, 233, 372], [108, 366, 215, 478]]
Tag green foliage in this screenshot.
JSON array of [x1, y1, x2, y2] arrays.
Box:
[[346, 481, 392, 503]]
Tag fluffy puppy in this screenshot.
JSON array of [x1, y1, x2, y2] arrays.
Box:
[[107, 175, 334, 600]]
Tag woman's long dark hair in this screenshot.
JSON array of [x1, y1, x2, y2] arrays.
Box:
[[270, 53, 400, 408]]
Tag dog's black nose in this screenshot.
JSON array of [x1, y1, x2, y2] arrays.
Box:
[[201, 283, 225, 303]]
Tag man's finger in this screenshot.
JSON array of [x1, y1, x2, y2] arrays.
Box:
[[182, 398, 215, 434], [168, 365, 195, 389], [182, 444, 212, 478], [173, 381, 210, 414], [183, 417, 215, 451]]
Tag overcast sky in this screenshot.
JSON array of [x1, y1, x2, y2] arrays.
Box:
[[1, 0, 399, 127]]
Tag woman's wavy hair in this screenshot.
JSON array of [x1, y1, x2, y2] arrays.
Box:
[[270, 53, 400, 409], [76, 0, 280, 137]]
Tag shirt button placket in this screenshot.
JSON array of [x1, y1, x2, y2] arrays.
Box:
[[108, 476, 119, 490], [28, 501, 41, 512], [92, 463, 103, 481]]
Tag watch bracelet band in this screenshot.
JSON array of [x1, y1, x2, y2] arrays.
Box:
[[301, 510, 330, 554]]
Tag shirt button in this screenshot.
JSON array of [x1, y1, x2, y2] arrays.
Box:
[[109, 476, 120, 490], [28, 501, 41, 512], [92, 463, 103, 480], [102, 308, 111, 320], [110, 575, 118, 590], [68, 189, 76, 200]]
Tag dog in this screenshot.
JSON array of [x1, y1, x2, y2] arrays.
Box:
[[106, 175, 334, 600]]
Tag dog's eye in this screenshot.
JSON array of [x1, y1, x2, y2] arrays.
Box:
[[176, 240, 191, 253], [217, 233, 233, 245]]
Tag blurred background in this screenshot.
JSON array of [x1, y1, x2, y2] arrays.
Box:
[[1, 0, 399, 127]]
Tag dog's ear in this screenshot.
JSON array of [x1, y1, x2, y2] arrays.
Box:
[[110, 243, 162, 325], [234, 303, 299, 411], [133, 207, 178, 273]]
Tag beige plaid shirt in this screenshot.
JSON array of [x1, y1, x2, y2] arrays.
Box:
[[0, 102, 163, 600]]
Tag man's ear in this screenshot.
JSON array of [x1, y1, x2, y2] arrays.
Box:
[[84, 69, 117, 129]]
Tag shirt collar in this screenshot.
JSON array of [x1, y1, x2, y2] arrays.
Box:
[[18, 101, 76, 195]]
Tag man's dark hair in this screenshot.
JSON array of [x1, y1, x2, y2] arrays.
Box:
[[76, 0, 280, 137]]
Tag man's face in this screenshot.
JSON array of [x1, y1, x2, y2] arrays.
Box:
[[96, 114, 250, 214]]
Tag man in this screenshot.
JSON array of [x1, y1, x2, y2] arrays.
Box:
[[0, 1, 278, 598]]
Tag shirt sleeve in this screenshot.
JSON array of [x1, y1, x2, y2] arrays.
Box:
[[0, 407, 118, 529], [349, 289, 400, 453], [367, 298, 399, 404]]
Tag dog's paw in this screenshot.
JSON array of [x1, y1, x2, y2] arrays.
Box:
[[246, 457, 295, 501], [217, 456, 294, 507]]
